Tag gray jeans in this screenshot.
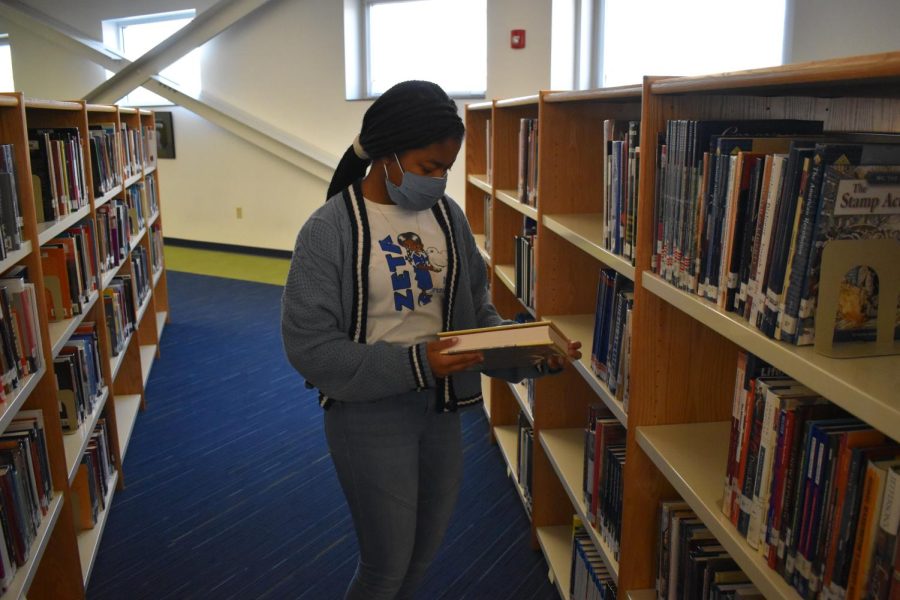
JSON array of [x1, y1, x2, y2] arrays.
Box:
[[324, 390, 463, 600]]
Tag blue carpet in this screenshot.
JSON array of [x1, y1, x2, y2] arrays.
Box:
[[87, 271, 559, 600]]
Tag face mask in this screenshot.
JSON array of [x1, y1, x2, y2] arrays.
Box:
[[383, 154, 447, 211]]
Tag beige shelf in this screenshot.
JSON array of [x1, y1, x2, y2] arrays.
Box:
[[467, 100, 493, 111], [115, 394, 142, 463], [495, 264, 516, 295], [546, 314, 627, 427], [144, 164, 156, 176], [0, 367, 44, 434], [643, 272, 900, 442], [542, 213, 635, 281], [49, 290, 100, 357], [37, 204, 92, 246], [124, 173, 141, 188], [494, 424, 532, 519], [77, 471, 119, 585], [496, 94, 540, 107], [495, 189, 538, 219], [481, 374, 491, 420], [637, 421, 800, 600], [64, 387, 110, 484], [131, 224, 147, 249], [467, 173, 492, 194], [509, 380, 533, 425], [0, 241, 32, 276], [101, 259, 126, 290], [153, 267, 163, 288], [156, 310, 167, 338], [148, 211, 160, 228], [93, 184, 122, 209], [140, 345, 156, 388], [6, 492, 63, 600], [536, 525, 572, 600], [135, 290, 152, 326], [473, 234, 490, 262], [540, 428, 620, 582], [544, 85, 643, 103], [109, 331, 134, 381]]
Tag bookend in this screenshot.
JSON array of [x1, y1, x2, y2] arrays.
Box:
[[814, 238, 900, 358]]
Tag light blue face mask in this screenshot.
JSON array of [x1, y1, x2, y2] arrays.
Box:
[[383, 154, 447, 211]]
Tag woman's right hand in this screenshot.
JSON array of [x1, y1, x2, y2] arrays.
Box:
[[426, 337, 483, 379]]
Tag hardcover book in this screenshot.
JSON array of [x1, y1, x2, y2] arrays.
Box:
[[438, 321, 568, 371]]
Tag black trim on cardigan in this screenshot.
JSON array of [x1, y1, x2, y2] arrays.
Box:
[[431, 197, 460, 411]]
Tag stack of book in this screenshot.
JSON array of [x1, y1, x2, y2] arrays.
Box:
[[28, 127, 90, 224], [145, 173, 159, 216], [40, 221, 98, 322], [96, 199, 132, 275], [603, 120, 640, 264], [0, 409, 53, 594], [55, 322, 104, 433], [121, 123, 144, 180], [88, 124, 123, 197], [515, 216, 537, 310], [0, 145, 23, 260], [130, 245, 151, 308], [124, 182, 149, 238], [485, 118, 492, 185], [141, 123, 157, 168], [70, 418, 116, 531], [723, 350, 900, 598], [652, 119, 900, 346], [571, 516, 617, 599], [149, 222, 164, 275], [591, 268, 634, 406], [517, 410, 533, 511], [0, 269, 42, 400], [105, 275, 137, 357], [517, 117, 538, 208], [658, 501, 762, 599], [583, 404, 626, 558]]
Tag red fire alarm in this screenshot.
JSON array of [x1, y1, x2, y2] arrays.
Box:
[[511, 29, 525, 49]]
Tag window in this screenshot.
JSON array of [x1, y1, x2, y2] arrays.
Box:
[[0, 35, 14, 92], [601, 0, 786, 87], [345, 0, 487, 99], [102, 10, 201, 106]]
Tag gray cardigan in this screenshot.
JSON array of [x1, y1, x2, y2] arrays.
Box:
[[281, 181, 542, 411]]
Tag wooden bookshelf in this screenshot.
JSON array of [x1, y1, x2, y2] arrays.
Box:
[[467, 51, 900, 600], [0, 96, 172, 599]]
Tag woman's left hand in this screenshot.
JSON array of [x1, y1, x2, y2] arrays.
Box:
[[546, 340, 582, 371]]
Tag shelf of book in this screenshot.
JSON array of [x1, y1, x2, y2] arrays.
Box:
[[140, 345, 156, 388], [77, 471, 119, 585], [495, 424, 532, 518], [545, 314, 627, 427], [36, 204, 91, 246], [539, 427, 620, 582], [542, 214, 635, 281], [636, 421, 799, 600], [7, 493, 63, 600], [494, 264, 516, 296], [93, 185, 121, 209], [124, 173, 140, 188], [48, 290, 100, 357], [495, 189, 538, 219], [0, 368, 44, 433], [535, 525, 572, 600], [642, 272, 900, 442], [0, 241, 31, 276], [473, 234, 490, 262], [509, 380, 532, 426], [63, 387, 110, 484], [101, 261, 125, 290], [109, 332, 134, 381], [467, 174, 492, 194], [114, 394, 142, 463]]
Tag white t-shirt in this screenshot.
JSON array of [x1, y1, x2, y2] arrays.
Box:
[[365, 199, 448, 346]]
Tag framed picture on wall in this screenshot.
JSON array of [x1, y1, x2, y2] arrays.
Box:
[[155, 111, 176, 159]]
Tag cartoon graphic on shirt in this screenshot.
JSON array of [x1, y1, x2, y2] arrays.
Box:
[[398, 232, 442, 306]]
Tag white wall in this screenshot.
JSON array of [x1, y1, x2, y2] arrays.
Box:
[[1, 0, 551, 251], [785, 0, 900, 63]]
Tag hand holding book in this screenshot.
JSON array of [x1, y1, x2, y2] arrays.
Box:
[[436, 321, 579, 372], [426, 337, 484, 378]]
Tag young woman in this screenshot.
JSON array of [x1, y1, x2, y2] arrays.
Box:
[[281, 80, 580, 600]]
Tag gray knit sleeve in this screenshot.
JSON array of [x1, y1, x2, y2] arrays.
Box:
[[281, 216, 435, 401]]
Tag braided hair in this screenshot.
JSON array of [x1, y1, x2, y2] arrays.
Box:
[[326, 80, 465, 199]]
